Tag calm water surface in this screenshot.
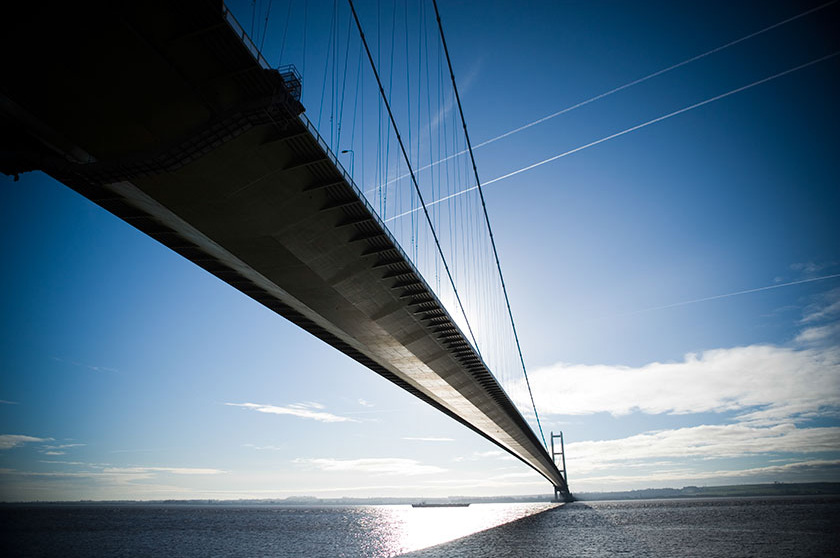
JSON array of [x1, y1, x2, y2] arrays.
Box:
[[3, 497, 838, 557]]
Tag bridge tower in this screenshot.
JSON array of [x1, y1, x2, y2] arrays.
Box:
[[551, 431, 573, 502]]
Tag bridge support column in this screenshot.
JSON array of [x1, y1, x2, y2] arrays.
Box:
[[551, 431, 573, 502]]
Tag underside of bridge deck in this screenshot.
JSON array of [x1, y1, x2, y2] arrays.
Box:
[[1, 0, 569, 496]]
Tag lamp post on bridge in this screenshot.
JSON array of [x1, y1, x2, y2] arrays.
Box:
[[340, 149, 354, 178]]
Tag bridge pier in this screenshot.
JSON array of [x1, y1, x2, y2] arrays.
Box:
[[553, 485, 575, 503]]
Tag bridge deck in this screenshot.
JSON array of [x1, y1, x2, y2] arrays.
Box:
[[1, 0, 569, 496]]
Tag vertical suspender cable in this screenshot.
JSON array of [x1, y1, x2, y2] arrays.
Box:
[[431, 0, 547, 448], [347, 0, 484, 359], [259, 0, 274, 51]]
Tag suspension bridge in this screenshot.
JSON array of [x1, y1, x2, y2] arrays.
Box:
[[1, 0, 571, 500]]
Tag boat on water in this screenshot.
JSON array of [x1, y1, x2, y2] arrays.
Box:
[[411, 502, 470, 508]]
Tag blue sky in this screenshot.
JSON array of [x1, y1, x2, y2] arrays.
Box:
[[1, 0, 839, 500]]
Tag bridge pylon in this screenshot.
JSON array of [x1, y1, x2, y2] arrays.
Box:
[[551, 431, 574, 502]]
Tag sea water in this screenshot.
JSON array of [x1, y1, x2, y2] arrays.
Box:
[[3, 497, 838, 557]]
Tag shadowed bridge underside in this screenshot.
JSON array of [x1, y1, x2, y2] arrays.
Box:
[[1, 0, 569, 497]]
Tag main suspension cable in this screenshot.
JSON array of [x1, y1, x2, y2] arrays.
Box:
[[347, 0, 484, 359], [431, 0, 547, 448]]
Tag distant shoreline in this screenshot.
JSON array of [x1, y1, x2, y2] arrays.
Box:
[[573, 482, 840, 501], [2, 482, 839, 506]]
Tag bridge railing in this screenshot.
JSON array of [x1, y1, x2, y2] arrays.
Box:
[[222, 4, 302, 101], [222, 4, 272, 70], [277, 65, 302, 100], [296, 114, 447, 309]]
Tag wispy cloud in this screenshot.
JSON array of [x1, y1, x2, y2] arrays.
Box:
[[474, 450, 507, 458], [795, 324, 839, 345], [101, 466, 224, 475], [108, 448, 161, 454], [296, 458, 446, 476], [802, 287, 840, 324], [1, 461, 228, 501], [791, 261, 837, 277], [0, 435, 51, 450], [226, 402, 359, 423], [1, 464, 224, 488], [41, 443, 85, 451], [1, 469, 154, 482], [487, 471, 543, 481], [402, 437, 455, 442], [36, 442, 86, 457], [357, 399, 374, 408], [51, 356, 119, 374], [243, 443, 285, 451], [454, 450, 515, 462], [0, 400, 18, 405]]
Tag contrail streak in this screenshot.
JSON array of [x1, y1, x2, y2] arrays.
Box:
[[385, 50, 840, 222], [368, 0, 837, 195], [470, 0, 837, 151], [621, 274, 840, 316]]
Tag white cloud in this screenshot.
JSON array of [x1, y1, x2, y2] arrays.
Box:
[[511, 344, 840, 424], [0, 435, 50, 450], [575, 459, 840, 488], [296, 458, 446, 476], [0, 400, 18, 405], [567, 423, 840, 476], [501, 289, 840, 490], [512, 289, 840, 427], [402, 437, 455, 442], [226, 402, 359, 423], [358, 399, 374, 408]]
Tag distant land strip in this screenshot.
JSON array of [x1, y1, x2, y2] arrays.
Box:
[[2, 482, 838, 505]]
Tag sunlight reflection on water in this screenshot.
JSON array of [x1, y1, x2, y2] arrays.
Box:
[[364, 503, 560, 555]]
